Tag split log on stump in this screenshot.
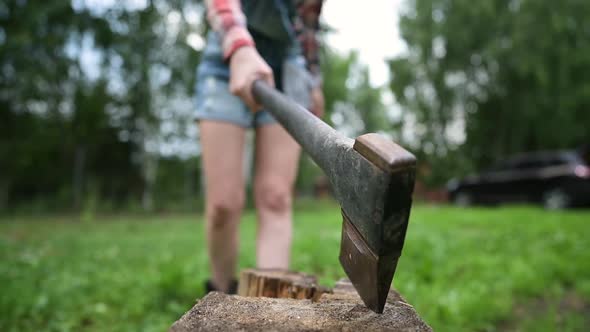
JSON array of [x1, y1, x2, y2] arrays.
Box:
[[170, 270, 432, 332], [237, 269, 331, 302]]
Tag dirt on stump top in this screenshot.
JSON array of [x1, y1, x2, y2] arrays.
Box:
[[170, 279, 431, 332]]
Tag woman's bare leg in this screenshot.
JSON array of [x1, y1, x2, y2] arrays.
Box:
[[253, 123, 301, 269], [200, 121, 246, 291]]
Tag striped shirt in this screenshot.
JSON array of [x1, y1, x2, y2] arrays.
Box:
[[205, 0, 323, 78]]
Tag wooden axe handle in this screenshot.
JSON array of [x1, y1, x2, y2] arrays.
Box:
[[252, 80, 354, 174]]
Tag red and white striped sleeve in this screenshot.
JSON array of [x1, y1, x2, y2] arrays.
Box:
[[205, 0, 255, 60]]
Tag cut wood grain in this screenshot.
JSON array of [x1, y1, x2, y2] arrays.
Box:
[[237, 268, 331, 302]]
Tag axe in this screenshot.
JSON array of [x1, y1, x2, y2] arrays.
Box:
[[252, 80, 416, 314]]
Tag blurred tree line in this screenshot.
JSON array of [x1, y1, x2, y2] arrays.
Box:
[[0, 0, 386, 214], [3, 0, 587, 213], [390, 0, 590, 185], [1, 0, 203, 213]]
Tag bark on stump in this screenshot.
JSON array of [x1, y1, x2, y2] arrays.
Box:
[[170, 270, 432, 332]]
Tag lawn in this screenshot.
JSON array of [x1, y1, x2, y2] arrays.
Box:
[[1, 202, 589, 331]]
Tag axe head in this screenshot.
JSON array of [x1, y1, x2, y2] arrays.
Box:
[[338, 133, 416, 313]]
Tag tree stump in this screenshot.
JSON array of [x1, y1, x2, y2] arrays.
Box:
[[170, 270, 432, 332]]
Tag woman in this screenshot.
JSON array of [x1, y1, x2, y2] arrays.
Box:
[[195, 0, 324, 293]]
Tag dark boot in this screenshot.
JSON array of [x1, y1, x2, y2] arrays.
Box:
[[205, 279, 238, 295]]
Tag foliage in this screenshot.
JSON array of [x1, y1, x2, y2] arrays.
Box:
[[0, 0, 203, 212], [323, 50, 390, 137], [390, 0, 590, 185], [1, 203, 589, 331]]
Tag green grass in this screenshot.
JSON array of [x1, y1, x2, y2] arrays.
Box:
[[1, 202, 589, 331]]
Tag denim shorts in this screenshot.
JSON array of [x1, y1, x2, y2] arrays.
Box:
[[194, 31, 312, 128]]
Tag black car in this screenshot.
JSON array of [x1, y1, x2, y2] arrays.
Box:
[[447, 149, 590, 209]]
